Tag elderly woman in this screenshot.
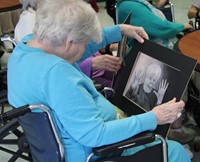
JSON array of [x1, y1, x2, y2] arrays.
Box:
[[14, 0, 39, 43], [8, 0, 190, 162], [14, 0, 122, 88]]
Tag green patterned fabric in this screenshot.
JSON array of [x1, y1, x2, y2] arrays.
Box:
[[117, 0, 184, 49]]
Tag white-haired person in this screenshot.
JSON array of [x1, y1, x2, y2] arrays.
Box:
[[14, 0, 122, 89], [14, 0, 40, 43], [188, 0, 200, 19], [8, 0, 190, 162]]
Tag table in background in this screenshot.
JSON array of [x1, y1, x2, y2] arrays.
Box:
[[0, 0, 21, 12], [178, 30, 200, 71]]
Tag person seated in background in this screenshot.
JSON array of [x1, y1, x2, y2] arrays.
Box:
[[116, 0, 192, 49], [14, 0, 39, 43], [187, 0, 200, 30], [15, 0, 122, 89], [8, 0, 190, 161], [78, 43, 122, 88], [106, 0, 168, 24], [187, 0, 200, 19]]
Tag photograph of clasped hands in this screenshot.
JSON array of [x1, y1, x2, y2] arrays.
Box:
[[123, 52, 180, 112]]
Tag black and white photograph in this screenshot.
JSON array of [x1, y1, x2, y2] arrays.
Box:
[[123, 52, 180, 111], [112, 39, 197, 137]]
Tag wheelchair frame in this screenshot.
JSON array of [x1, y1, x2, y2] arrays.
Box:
[[0, 104, 168, 162]]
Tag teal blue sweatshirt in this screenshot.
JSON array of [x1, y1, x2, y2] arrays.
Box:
[[8, 25, 157, 162]]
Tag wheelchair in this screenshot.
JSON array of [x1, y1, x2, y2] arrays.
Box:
[[0, 104, 168, 162], [0, 35, 17, 114], [153, 0, 175, 22], [0, 30, 167, 162]]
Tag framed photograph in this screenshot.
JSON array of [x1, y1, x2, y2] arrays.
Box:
[[112, 39, 197, 137]]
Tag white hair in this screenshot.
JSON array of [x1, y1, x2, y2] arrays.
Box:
[[20, 0, 40, 11], [32, 0, 102, 46]]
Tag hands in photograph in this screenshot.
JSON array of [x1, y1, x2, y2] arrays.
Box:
[[131, 69, 144, 94], [154, 79, 169, 105]]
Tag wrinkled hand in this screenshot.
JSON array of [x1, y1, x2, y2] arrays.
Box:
[[184, 23, 193, 30], [110, 43, 129, 53], [110, 43, 119, 52], [119, 24, 149, 43], [154, 79, 169, 105], [92, 54, 122, 72], [152, 98, 184, 125]]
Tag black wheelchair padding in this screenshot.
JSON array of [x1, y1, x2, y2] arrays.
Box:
[[18, 112, 62, 162], [93, 131, 155, 157], [96, 143, 163, 162]]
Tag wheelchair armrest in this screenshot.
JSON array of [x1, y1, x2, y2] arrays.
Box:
[[0, 36, 17, 47], [0, 105, 31, 123], [92, 131, 155, 157], [93, 80, 115, 98], [93, 80, 104, 92]]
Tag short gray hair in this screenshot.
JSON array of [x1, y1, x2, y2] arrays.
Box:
[[20, 0, 40, 11], [32, 0, 102, 46]]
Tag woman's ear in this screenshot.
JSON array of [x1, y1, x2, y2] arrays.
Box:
[[64, 39, 72, 51]]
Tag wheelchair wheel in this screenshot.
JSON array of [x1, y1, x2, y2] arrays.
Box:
[[0, 118, 32, 162]]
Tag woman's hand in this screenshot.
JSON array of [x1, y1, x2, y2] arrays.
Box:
[[92, 54, 122, 72], [119, 24, 149, 43], [152, 98, 184, 125], [184, 23, 193, 30]]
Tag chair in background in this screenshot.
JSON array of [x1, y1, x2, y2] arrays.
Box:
[[105, 0, 117, 24], [0, 104, 168, 162], [0, 35, 17, 114], [153, 0, 175, 22], [195, 17, 200, 30]]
